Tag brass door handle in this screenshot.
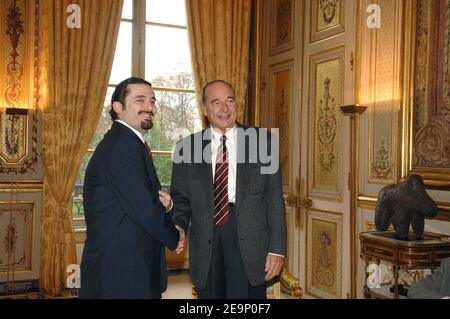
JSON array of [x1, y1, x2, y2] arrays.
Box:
[[298, 196, 312, 208], [284, 194, 298, 207]]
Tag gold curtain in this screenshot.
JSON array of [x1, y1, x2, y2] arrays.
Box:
[[39, 0, 123, 296], [185, 0, 252, 126]]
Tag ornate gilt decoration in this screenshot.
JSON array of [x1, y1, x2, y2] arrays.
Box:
[[413, 117, 450, 167], [317, 77, 337, 176], [3, 214, 18, 256], [371, 140, 393, 180], [315, 231, 334, 286], [276, 0, 292, 41], [0, 111, 39, 174], [5, 114, 21, 156], [5, 0, 25, 108], [307, 210, 342, 298], [411, 0, 450, 170], [0, 203, 33, 272], [319, 0, 338, 24], [0, 0, 40, 177], [271, 64, 292, 184]]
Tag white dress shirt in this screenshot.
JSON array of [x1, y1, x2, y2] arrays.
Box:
[[210, 125, 237, 203], [115, 120, 145, 143], [210, 125, 283, 258]]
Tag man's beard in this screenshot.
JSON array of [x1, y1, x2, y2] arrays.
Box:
[[140, 120, 153, 130]]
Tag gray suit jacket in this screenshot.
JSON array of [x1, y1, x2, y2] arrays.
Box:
[[170, 124, 287, 289], [408, 257, 450, 299]]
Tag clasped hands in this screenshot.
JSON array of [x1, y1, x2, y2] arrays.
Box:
[[158, 190, 185, 254]]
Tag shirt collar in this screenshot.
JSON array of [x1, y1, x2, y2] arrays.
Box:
[[115, 120, 145, 144], [210, 124, 237, 142]]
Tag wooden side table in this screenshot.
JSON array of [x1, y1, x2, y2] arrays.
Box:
[[359, 231, 450, 299]]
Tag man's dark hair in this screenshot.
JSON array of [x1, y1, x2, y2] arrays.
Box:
[[109, 77, 153, 121], [201, 80, 235, 104]]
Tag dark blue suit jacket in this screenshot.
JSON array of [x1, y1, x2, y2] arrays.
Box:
[[80, 121, 179, 298]]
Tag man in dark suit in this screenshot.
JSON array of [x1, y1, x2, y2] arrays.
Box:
[[408, 257, 450, 299], [171, 80, 286, 299], [80, 77, 180, 299]]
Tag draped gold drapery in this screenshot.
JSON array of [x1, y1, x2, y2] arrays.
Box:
[[39, 0, 123, 296], [185, 0, 252, 126]]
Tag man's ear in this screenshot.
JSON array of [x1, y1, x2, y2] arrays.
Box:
[[201, 104, 208, 117], [112, 101, 123, 116]]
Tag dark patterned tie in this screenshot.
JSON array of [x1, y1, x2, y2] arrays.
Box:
[[144, 142, 153, 158], [144, 141, 161, 191], [213, 135, 229, 227]]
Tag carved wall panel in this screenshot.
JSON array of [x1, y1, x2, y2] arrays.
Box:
[[307, 209, 342, 298], [0, 0, 41, 181], [0, 202, 34, 272], [308, 47, 344, 200], [270, 61, 293, 186], [367, 0, 399, 185], [311, 0, 345, 43], [0, 191, 41, 283], [270, 0, 294, 55], [0, 0, 38, 111], [0, 110, 42, 180], [358, 0, 402, 195], [407, 0, 450, 186]]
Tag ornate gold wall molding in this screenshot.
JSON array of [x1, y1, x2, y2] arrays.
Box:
[[0, 202, 34, 273], [310, 0, 345, 43], [308, 47, 344, 200], [366, 0, 400, 185], [306, 209, 342, 298], [269, 60, 294, 186], [270, 0, 294, 55], [0, 0, 41, 180]]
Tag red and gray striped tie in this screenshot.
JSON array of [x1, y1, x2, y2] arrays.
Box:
[[213, 135, 229, 227]]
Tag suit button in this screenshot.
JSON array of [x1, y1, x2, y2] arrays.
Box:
[[208, 240, 211, 244]]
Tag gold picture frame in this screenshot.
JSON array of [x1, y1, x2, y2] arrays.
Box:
[[403, 0, 450, 189]]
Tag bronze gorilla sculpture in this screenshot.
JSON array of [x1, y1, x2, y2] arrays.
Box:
[[375, 175, 438, 240]]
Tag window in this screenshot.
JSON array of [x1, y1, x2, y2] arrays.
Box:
[[72, 0, 201, 218]]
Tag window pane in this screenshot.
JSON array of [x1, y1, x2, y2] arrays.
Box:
[[109, 22, 132, 85], [145, 25, 193, 89], [122, 0, 133, 19], [146, 0, 186, 26], [89, 87, 115, 149], [145, 90, 200, 152], [152, 155, 173, 188], [72, 152, 93, 218]]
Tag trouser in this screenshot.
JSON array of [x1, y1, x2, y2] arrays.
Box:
[[198, 204, 266, 299]]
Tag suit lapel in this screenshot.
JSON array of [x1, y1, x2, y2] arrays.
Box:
[[196, 129, 214, 217]]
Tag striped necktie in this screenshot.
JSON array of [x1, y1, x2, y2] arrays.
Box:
[[213, 135, 229, 227]]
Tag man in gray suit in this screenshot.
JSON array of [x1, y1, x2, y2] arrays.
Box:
[[170, 80, 286, 299], [408, 257, 450, 299]]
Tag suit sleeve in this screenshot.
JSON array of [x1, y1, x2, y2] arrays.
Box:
[[170, 141, 192, 233], [105, 137, 179, 250], [408, 259, 449, 299], [264, 131, 287, 256]]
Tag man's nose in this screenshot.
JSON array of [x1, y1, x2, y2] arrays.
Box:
[[221, 102, 230, 112]]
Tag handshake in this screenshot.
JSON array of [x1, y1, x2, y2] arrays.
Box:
[[159, 190, 185, 254]]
